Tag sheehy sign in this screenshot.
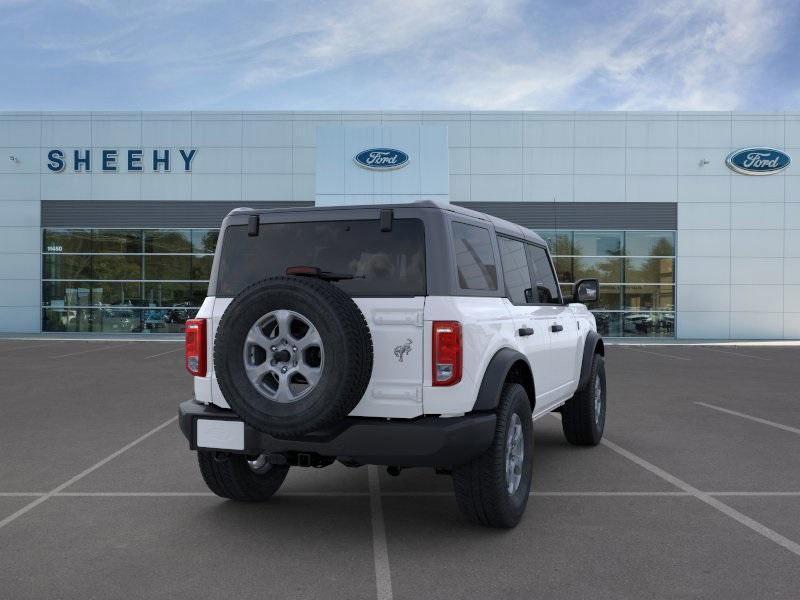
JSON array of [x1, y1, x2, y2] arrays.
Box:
[[46, 148, 197, 172]]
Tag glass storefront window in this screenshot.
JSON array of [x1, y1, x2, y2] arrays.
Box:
[[573, 231, 623, 256], [624, 257, 674, 284], [144, 230, 192, 253], [624, 285, 675, 311], [43, 229, 92, 253], [536, 228, 676, 338], [625, 231, 675, 257], [573, 257, 623, 283], [42, 227, 217, 334], [93, 229, 142, 253]]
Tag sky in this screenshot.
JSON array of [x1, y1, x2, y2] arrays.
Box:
[[1, 0, 799, 111]]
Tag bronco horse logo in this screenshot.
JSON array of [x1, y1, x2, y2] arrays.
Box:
[[394, 339, 413, 362]]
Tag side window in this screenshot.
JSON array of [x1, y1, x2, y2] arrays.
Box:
[[527, 244, 561, 304], [498, 236, 533, 304], [451, 222, 498, 291]]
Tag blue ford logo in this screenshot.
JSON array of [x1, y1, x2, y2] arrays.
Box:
[[354, 148, 409, 170], [726, 147, 790, 175]]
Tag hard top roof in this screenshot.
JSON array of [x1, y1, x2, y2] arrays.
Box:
[[227, 200, 545, 245]]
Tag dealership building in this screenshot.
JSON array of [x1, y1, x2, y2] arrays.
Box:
[[0, 110, 798, 339]]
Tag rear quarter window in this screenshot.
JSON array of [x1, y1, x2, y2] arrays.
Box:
[[216, 219, 426, 297], [451, 222, 497, 291]]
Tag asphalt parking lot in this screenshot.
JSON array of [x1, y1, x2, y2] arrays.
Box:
[[0, 339, 799, 599]]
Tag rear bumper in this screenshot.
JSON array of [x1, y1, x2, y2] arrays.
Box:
[[178, 399, 496, 467]]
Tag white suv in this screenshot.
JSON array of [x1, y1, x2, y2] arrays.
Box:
[[179, 200, 606, 527]]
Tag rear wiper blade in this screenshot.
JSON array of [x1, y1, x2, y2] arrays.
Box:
[[285, 265, 365, 282]]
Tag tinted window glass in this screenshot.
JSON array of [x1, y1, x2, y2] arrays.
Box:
[[145, 230, 192, 253], [43, 229, 92, 253], [625, 232, 675, 256], [93, 230, 142, 253], [573, 231, 622, 256], [527, 244, 561, 303], [498, 237, 532, 304], [452, 222, 497, 291], [217, 219, 426, 297]]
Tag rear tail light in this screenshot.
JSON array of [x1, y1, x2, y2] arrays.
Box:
[[432, 321, 462, 386], [185, 319, 207, 377]]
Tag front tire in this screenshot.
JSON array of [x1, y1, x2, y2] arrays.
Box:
[[198, 451, 289, 501], [452, 383, 533, 528], [561, 353, 606, 446]]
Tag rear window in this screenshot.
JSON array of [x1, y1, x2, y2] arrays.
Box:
[[216, 219, 426, 297]]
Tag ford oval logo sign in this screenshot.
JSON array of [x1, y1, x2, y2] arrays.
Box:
[[354, 148, 409, 170], [726, 147, 790, 175]]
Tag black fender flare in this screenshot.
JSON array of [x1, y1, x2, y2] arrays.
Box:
[[472, 348, 535, 412], [577, 331, 604, 391]]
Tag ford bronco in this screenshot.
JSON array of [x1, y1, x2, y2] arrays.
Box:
[[178, 200, 606, 528]]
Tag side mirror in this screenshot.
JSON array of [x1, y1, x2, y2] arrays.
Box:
[[573, 279, 599, 304]]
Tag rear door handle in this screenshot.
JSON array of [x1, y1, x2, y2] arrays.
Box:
[[518, 327, 534, 337], [551, 323, 563, 333]]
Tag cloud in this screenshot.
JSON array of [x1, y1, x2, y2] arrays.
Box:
[[0, 0, 796, 110]]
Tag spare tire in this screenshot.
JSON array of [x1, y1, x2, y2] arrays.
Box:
[[214, 276, 373, 437]]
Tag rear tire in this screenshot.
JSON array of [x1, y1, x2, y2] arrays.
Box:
[[198, 451, 289, 501], [561, 353, 606, 446], [452, 383, 533, 528]]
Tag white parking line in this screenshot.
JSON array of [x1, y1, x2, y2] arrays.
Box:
[[695, 347, 771, 361], [49, 343, 132, 358], [143, 347, 183, 359], [0, 416, 177, 531], [621, 346, 691, 361], [368, 465, 393, 600], [600, 437, 800, 557], [696, 402, 800, 436]]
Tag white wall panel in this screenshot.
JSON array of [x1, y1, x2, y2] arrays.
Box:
[[41, 119, 91, 147], [574, 148, 625, 174], [292, 174, 314, 201], [731, 285, 782, 312], [785, 177, 800, 203], [677, 119, 732, 148], [292, 147, 315, 174], [732, 119, 785, 149], [192, 148, 243, 174], [0, 148, 39, 173], [0, 227, 39, 253], [0, 174, 38, 200], [0, 253, 39, 279], [470, 120, 522, 147], [91, 173, 141, 200], [0, 307, 39, 332], [523, 120, 574, 147], [449, 175, 470, 203], [677, 257, 730, 284], [677, 176, 730, 203], [0, 279, 39, 306], [731, 230, 784, 257], [574, 175, 625, 202], [731, 203, 784, 229], [470, 174, 522, 202], [677, 230, 730, 257], [191, 120, 243, 147], [523, 147, 572, 174], [41, 174, 89, 201], [785, 258, 800, 284], [678, 203, 730, 229], [626, 176, 677, 203], [784, 313, 800, 337], [242, 120, 292, 147], [730, 312, 782, 339], [785, 230, 800, 257], [676, 311, 729, 338], [731, 257, 782, 285], [0, 119, 41, 147], [91, 120, 141, 147], [142, 119, 191, 147], [677, 284, 730, 311], [627, 148, 676, 175], [626, 120, 677, 148], [574, 120, 625, 147], [449, 148, 469, 175], [471, 147, 522, 174], [191, 174, 242, 200], [141, 174, 191, 200], [243, 148, 292, 174], [678, 149, 731, 176], [523, 174, 572, 202], [0, 200, 39, 226], [730, 175, 785, 203], [243, 174, 292, 201]]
